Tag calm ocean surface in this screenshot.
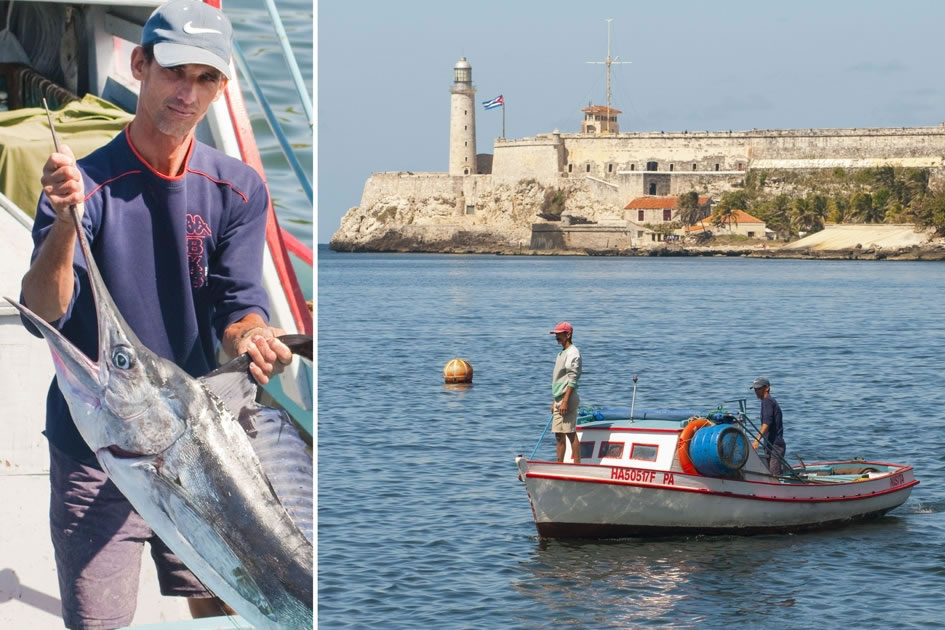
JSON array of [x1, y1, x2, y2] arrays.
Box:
[[318, 248, 945, 628]]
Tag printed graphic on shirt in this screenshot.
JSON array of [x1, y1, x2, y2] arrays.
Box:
[[186, 214, 212, 288]]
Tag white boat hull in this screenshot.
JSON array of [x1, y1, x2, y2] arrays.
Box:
[[517, 457, 918, 538]]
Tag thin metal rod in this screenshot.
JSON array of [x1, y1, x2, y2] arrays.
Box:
[[232, 40, 313, 205], [262, 0, 313, 128], [529, 415, 553, 460], [739, 410, 801, 480], [605, 18, 611, 133], [585, 19, 631, 133], [42, 98, 82, 229]]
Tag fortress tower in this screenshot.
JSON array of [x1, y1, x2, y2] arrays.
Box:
[[448, 57, 476, 176]]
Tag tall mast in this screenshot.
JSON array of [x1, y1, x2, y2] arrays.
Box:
[[585, 18, 631, 133]]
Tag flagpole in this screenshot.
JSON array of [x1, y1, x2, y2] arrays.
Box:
[[502, 100, 505, 139]]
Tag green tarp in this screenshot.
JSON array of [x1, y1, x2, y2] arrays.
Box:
[[0, 94, 133, 217]]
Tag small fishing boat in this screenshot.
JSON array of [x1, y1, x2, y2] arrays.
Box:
[[515, 402, 918, 539], [0, 0, 311, 626]]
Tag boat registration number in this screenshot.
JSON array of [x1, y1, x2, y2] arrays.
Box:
[[889, 472, 905, 488], [610, 467, 675, 486]]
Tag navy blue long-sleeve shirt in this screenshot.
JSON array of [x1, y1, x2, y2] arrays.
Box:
[[760, 396, 785, 448], [27, 129, 270, 462]]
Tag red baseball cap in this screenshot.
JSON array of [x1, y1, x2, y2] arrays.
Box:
[[550, 321, 573, 334]]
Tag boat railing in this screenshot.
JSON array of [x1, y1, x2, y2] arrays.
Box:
[[232, 41, 312, 206], [527, 401, 747, 461], [231, 0, 313, 206], [260, 0, 312, 128]]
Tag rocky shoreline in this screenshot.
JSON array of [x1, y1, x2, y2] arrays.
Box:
[[328, 221, 945, 260], [329, 240, 945, 261]]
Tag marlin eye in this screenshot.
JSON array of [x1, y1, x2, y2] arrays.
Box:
[[111, 348, 134, 370]]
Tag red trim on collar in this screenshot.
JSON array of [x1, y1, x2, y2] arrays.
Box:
[[123, 125, 195, 180], [186, 168, 249, 202]]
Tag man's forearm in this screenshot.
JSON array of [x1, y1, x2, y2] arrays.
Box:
[[21, 218, 77, 323], [222, 313, 269, 359]]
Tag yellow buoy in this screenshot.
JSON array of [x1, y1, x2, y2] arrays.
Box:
[[443, 358, 473, 384]]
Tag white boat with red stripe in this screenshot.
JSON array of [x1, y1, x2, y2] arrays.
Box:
[[516, 403, 918, 539]]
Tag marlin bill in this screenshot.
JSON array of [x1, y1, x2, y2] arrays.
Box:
[[5, 219, 313, 629]]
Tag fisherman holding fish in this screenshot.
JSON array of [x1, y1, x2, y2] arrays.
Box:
[[20, 1, 293, 627]]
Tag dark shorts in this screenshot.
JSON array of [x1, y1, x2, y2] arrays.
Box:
[[49, 443, 212, 629]]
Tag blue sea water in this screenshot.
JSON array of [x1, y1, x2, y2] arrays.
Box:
[[318, 248, 945, 628], [227, 0, 313, 248]]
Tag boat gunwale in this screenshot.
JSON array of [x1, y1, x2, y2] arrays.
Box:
[[520, 458, 919, 503], [578, 425, 684, 434]]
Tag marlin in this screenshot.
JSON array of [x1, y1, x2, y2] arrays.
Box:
[[5, 215, 313, 629]]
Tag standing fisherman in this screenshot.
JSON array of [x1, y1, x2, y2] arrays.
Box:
[[550, 322, 581, 463], [750, 377, 786, 476]]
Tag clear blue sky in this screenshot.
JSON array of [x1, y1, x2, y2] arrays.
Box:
[[317, 0, 945, 243]]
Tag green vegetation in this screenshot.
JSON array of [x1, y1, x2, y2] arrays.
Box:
[[676, 191, 705, 226], [540, 189, 568, 216], [644, 221, 682, 235], [716, 166, 943, 238]]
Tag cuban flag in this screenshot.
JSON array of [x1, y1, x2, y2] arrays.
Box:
[[482, 94, 504, 110]]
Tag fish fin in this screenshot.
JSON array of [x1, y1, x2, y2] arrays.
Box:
[[243, 407, 314, 544], [200, 334, 312, 429], [200, 356, 259, 418], [200, 334, 312, 425], [277, 334, 313, 362]]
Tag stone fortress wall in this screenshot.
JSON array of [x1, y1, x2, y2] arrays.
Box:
[[331, 125, 945, 252], [493, 125, 945, 184]]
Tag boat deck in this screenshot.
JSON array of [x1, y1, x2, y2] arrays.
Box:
[[0, 474, 196, 627]]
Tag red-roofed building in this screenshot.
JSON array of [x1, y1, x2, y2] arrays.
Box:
[[685, 210, 768, 239], [581, 105, 622, 134], [624, 195, 712, 225]]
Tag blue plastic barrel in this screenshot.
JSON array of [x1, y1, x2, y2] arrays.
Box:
[[688, 424, 748, 477]]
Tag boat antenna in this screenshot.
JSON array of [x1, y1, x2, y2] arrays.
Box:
[[585, 18, 631, 133], [629, 374, 638, 420]]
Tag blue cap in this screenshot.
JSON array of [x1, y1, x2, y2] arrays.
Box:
[[750, 377, 770, 390], [142, 0, 233, 79]]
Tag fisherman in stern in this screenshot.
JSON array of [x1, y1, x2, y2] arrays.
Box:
[[20, 1, 291, 627], [750, 377, 786, 476]]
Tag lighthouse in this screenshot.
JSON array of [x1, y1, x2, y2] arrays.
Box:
[[448, 57, 476, 176]]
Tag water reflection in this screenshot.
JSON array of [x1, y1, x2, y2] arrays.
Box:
[[515, 534, 837, 627]]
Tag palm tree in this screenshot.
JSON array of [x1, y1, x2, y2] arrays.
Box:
[[827, 196, 850, 223], [912, 190, 945, 235], [810, 193, 827, 223], [677, 191, 704, 226], [790, 197, 810, 234], [850, 192, 882, 223], [712, 205, 740, 232], [790, 195, 825, 234], [763, 194, 793, 238]]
